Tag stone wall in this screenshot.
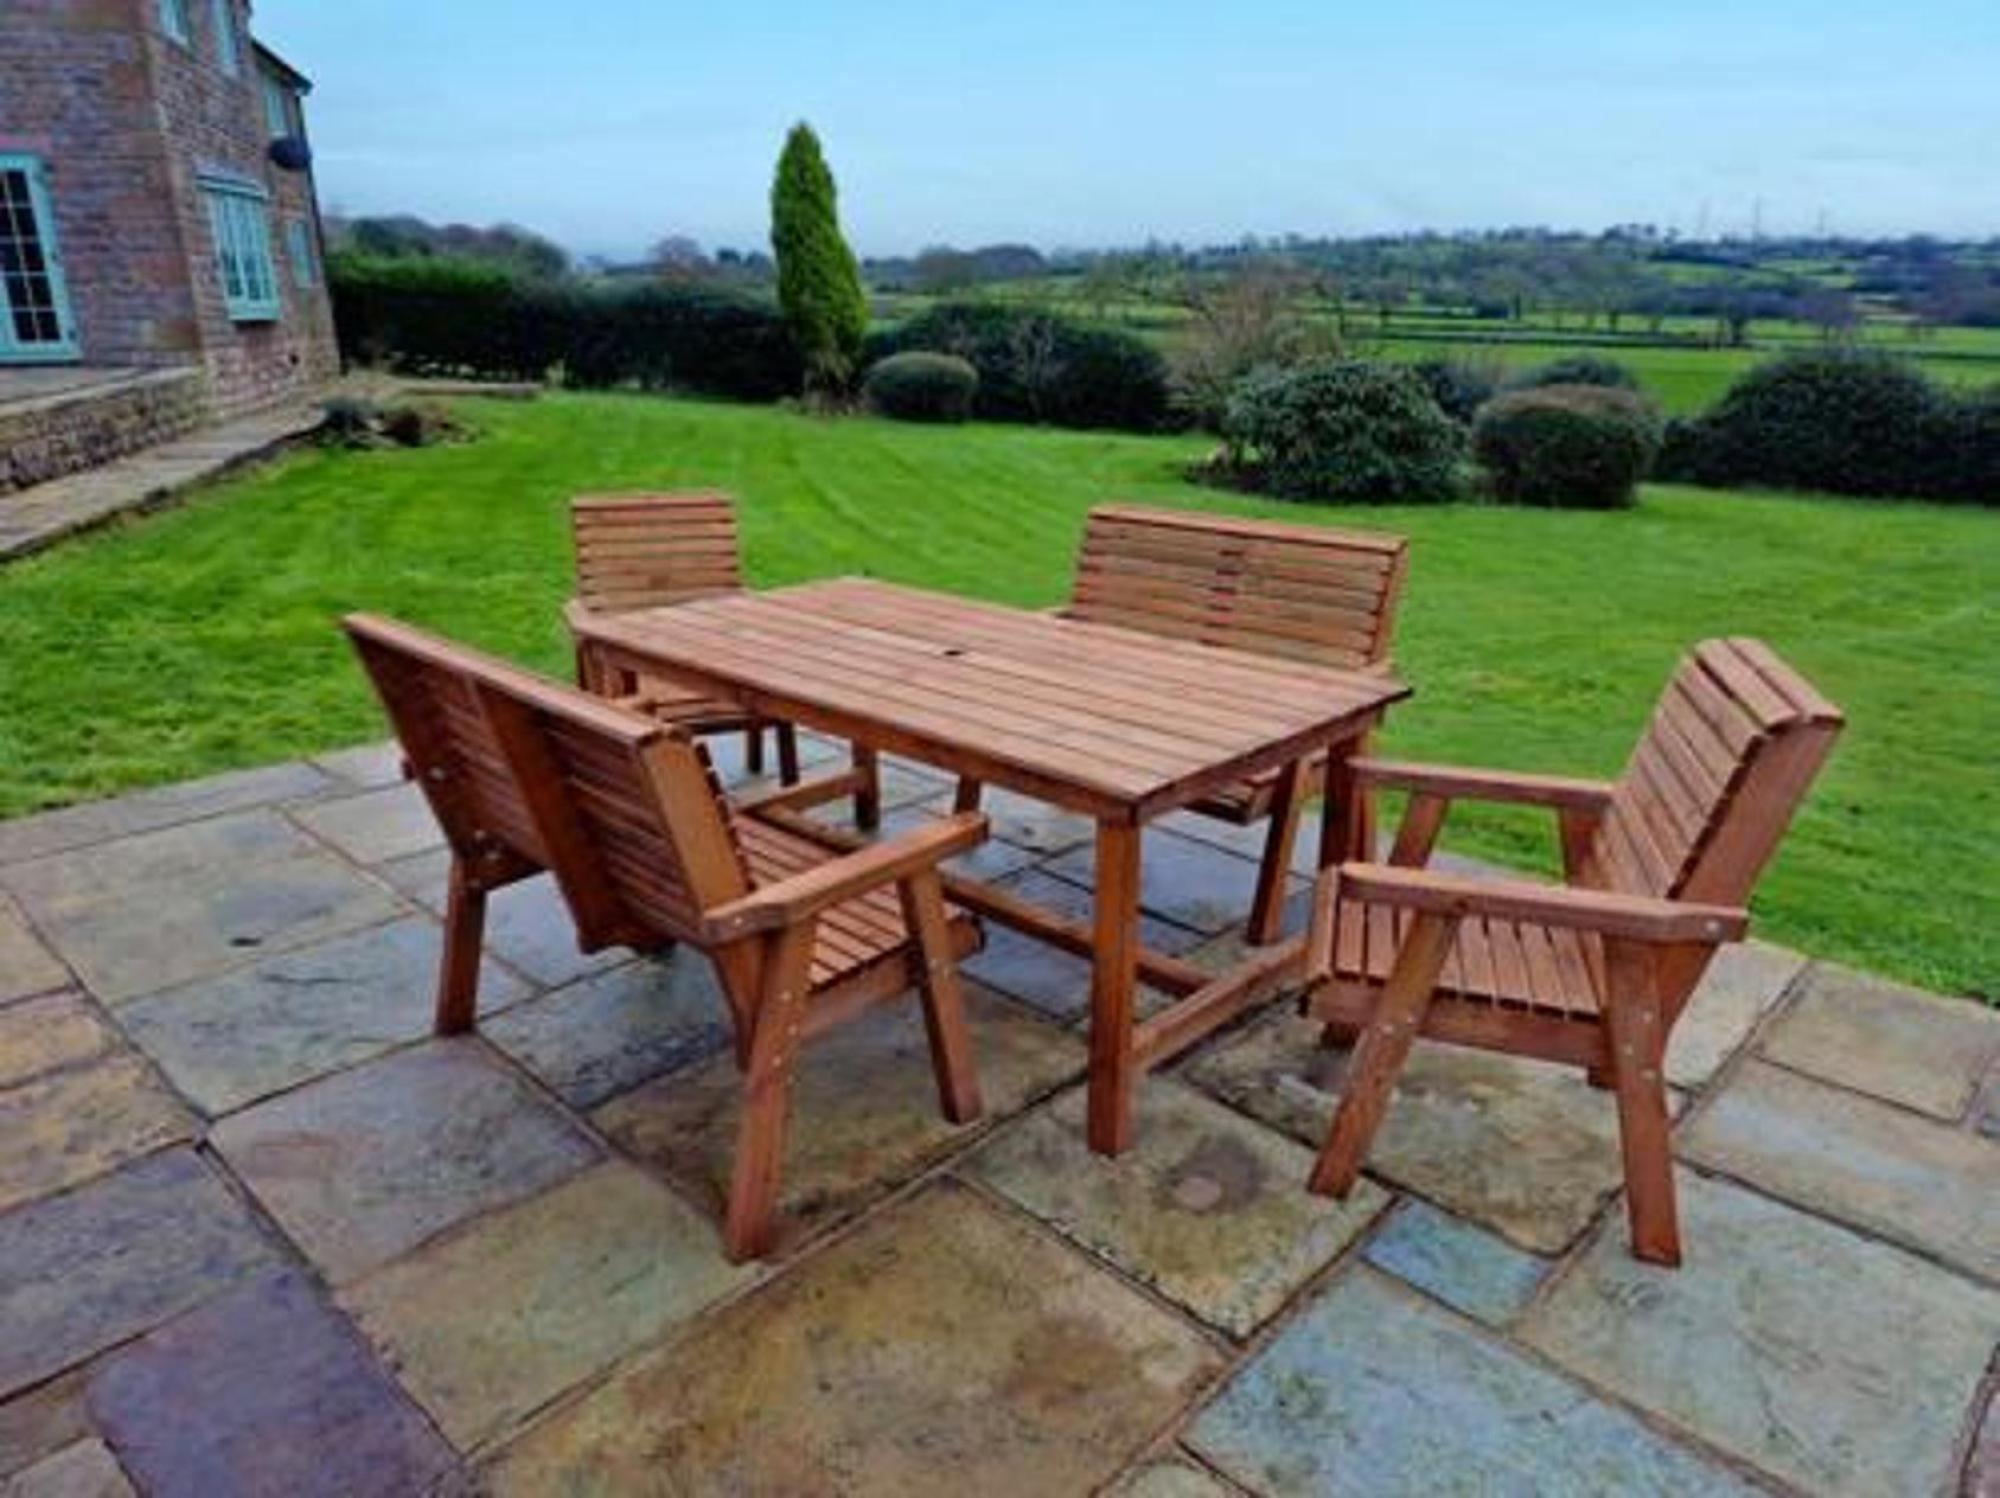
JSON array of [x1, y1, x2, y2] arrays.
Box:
[[0, 369, 205, 494]]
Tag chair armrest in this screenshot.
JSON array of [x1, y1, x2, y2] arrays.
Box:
[[1335, 863, 1746, 944], [703, 813, 987, 940], [1351, 758, 1615, 812]]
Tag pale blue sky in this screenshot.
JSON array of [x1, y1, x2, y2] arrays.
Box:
[[255, 0, 2000, 259]]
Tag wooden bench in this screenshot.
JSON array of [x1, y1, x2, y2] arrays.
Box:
[[566, 492, 881, 826], [1304, 638, 1843, 1265], [345, 613, 988, 1261], [961, 504, 1409, 943]]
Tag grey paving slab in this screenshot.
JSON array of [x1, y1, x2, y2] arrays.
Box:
[[0, 989, 115, 1087], [1968, 1385, 1999, 1498], [0, 762, 333, 865], [0, 1372, 92, 1480], [0, 1150, 283, 1401], [1047, 827, 1302, 936], [305, 740, 406, 790], [117, 916, 529, 1117], [1681, 1058, 2000, 1283], [1665, 940, 1807, 1090], [991, 866, 1210, 956], [342, 1161, 755, 1451], [1184, 1007, 1662, 1253], [1188, 1266, 1759, 1497], [1, 1438, 134, 1497], [1520, 1169, 2000, 1497], [595, 984, 1082, 1252], [0, 892, 69, 1003], [87, 1269, 454, 1497], [379, 851, 627, 989], [889, 798, 1043, 880], [964, 921, 1174, 1025], [1360, 1197, 1551, 1327], [479, 1182, 1222, 1496], [1108, 1459, 1238, 1497], [958, 784, 1096, 856], [212, 1038, 600, 1283], [0, 1051, 196, 1213], [965, 1080, 1388, 1337], [3, 810, 405, 1004], [482, 953, 731, 1109], [289, 781, 443, 866], [1760, 961, 2000, 1120]]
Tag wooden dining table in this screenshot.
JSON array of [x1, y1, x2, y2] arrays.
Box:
[[568, 576, 1409, 1154]]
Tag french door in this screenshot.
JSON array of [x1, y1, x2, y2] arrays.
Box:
[[0, 154, 78, 363]]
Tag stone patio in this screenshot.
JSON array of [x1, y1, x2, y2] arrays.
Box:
[[1, 738, 1995, 1496]]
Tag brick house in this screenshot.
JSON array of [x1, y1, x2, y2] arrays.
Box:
[[0, 0, 338, 489]]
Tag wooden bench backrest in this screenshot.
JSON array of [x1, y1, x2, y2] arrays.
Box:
[[571, 492, 745, 615], [344, 614, 752, 953], [1590, 638, 1843, 906], [1067, 504, 1408, 669]]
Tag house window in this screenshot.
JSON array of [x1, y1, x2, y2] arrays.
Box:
[[286, 219, 314, 290], [209, 0, 240, 74], [0, 154, 78, 363], [263, 76, 292, 137], [201, 180, 278, 321], [158, 0, 191, 44]]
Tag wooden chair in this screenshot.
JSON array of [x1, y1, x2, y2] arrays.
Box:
[[344, 613, 987, 1261], [1302, 639, 1842, 1265], [957, 504, 1408, 943], [566, 492, 881, 827]]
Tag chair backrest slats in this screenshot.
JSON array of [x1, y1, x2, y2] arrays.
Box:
[[1588, 639, 1842, 904], [1068, 504, 1408, 669], [572, 492, 745, 615], [344, 614, 751, 950]]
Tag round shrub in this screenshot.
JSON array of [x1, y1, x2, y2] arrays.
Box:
[[1411, 355, 1504, 423], [863, 351, 979, 423], [1942, 383, 2000, 505], [1670, 348, 1949, 498], [1472, 384, 1662, 509], [1506, 354, 1639, 392], [1222, 360, 1465, 503]]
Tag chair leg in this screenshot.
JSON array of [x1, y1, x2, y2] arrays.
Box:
[[953, 777, 983, 815], [1249, 758, 1311, 945], [436, 858, 487, 1036], [1604, 942, 1681, 1266], [724, 922, 816, 1263], [852, 745, 881, 831], [1309, 912, 1455, 1197], [745, 724, 765, 776], [776, 723, 801, 786], [899, 870, 982, 1123]]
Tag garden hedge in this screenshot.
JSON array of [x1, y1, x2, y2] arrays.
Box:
[[862, 351, 979, 423], [1473, 384, 1661, 509], [1222, 359, 1464, 503]]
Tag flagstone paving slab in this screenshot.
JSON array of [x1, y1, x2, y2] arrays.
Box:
[[2, 811, 404, 1004], [1182, 1007, 1661, 1253], [0, 1052, 196, 1213], [991, 866, 1211, 956], [1359, 1197, 1551, 1327], [2, 1438, 134, 1498], [379, 852, 627, 989], [1519, 1168, 2000, 1498], [965, 1080, 1389, 1338], [1047, 828, 1301, 936], [0, 989, 114, 1087], [212, 1038, 600, 1283], [0, 762, 333, 866], [964, 921, 1177, 1025], [289, 781, 444, 866], [86, 1269, 455, 1498], [0, 1150, 283, 1400], [1109, 1459, 1237, 1497], [479, 1182, 1222, 1496], [306, 740, 405, 791], [955, 784, 1096, 856], [1968, 1387, 1999, 1498], [342, 1161, 756, 1451], [1155, 806, 1324, 874], [0, 1373, 91, 1480], [1188, 1266, 1759, 1497], [595, 985, 1083, 1251], [1664, 940, 1807, 1090], [1680, 1058, 2000, 1283], [118, 916, 529, 1117], [0, 894, 68, 1004], [883, 799, 1042, 881], [1759, 961, 2000, 1120]]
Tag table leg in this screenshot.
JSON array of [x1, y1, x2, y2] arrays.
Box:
[[1318, 733, 1373, 871], [1086, 819, 1142, 1156]]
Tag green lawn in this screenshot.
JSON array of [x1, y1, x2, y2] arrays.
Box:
[[2, 393, 1994, 998]]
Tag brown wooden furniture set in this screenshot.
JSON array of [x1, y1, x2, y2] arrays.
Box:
[[345, 491, 1838, 1266]]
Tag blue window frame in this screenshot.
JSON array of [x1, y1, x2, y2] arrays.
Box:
[[0, 154, 79, 364], [158, 0, 191, 44], [209, 0, 240, 74], [200, 178, 278, 321], [285, 219, 314, 290]]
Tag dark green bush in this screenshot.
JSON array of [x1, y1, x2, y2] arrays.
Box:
[[1472, 384, 1662, 509], [863, 351, 979, 423], [1942, 384, 2000, 505], [328, 253, 801, 399], [1506, 353, 1640, 392], [1222, 359, 1464, 503], [876, 302, 1175, 432], [1411, 355, 1504, 423], [1663, 348, 1950, 498]]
